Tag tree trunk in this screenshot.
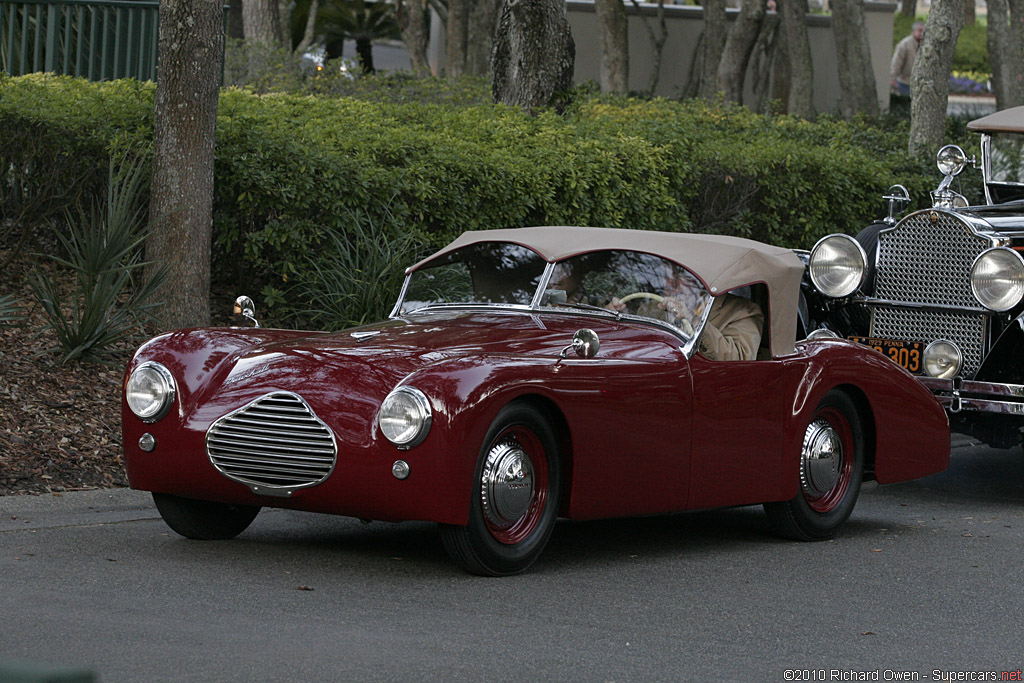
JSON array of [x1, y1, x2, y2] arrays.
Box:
[[750, 11, 783, 111], [698, 0, 728, 100], [899, 0, 915, 17], [149, 0, 223, 330], [987, 0, 1024, 110], [466, 0, 500, 76], [964, 0, 975, 25], [908, 0, 965, 159], [227, 0, 244, 40], [395, 0, 432, 75], [831, 0, 879, 118], [446, 0, 470, 76], [594, 0, 629, 93], [295, 0, 320, 54], [777, 0, 814, 118], [631, 0, 668, 96], [243, 0, 282, 45], [717, 0, 765, 103], [491, 0, 575, 115], [278, 0, 292, 48]]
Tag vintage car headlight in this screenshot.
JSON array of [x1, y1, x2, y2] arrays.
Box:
[[923, 340, 962, 379], [126, 361, 176, 422], [971, 248, 1024, 311], [808, 234, 867, 298], [379, 386, 432, 448]]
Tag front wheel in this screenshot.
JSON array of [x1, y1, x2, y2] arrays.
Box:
[[152, 493, 261, 540], [764, 390, 864, 541], [439, 402, 562, 576]]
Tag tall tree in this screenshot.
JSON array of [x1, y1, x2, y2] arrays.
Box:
[[243, 0, 282, 45], [777, 0, 814, 117], [594, 0, 629, 93], [631, 0, 668, 96], [446, 0, 470, 75], [987, 0, 1024, 110], [148, 0, 224, 329], [466, 0, 501, 76], [908, 0, 964, 158], [831, 0, 879, 118], [716, 0, 766, 104], [395, 0, 431, 75], [697, 0, 728, 100], [491, 0, 575, 115]]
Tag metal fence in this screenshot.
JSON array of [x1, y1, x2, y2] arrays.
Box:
[[1, 0, 159, 81]]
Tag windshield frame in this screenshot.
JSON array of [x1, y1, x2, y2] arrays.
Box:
[[390, 246, 715, 353], [981, 132, 1024, 205]]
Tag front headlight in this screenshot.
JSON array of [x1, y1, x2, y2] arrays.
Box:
[[971, 248, 1024, 311], [379, 386, 432, 448], [923, 340, 962, 379], [126, 361, 176, 422], [808, 234, 867, 298], [936, 144, 968, 177]]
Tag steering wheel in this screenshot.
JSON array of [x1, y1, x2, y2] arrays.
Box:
[[617, 292, 665, 304]]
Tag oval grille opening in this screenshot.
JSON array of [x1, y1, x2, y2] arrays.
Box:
[[207, 392, 337, 491]]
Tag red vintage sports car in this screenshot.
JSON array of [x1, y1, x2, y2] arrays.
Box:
[[122, 226, 950, 575]]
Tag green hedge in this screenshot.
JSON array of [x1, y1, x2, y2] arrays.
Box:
[[1, 73, 971, 325]]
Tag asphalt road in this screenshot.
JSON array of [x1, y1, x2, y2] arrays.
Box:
[[2, 437, 1023, 683]]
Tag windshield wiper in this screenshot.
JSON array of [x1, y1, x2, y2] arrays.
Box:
[[548, 301, 621, 319]]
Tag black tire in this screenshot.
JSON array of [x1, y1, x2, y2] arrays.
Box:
[[764, 390, 864, 541], [439, 402, 562, 576], [854, 222, 886, 296], [152, 493, 261, 540]]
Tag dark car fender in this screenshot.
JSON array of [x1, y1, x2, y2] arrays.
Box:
[[975, 314, 1024, 384], [783, 340, 949, 495]]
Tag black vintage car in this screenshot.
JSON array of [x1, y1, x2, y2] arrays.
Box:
[[804, 105, 1024, 449]]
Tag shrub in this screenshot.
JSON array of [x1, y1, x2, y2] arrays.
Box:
[[29, 156, 164, 363], [0, 294, 27, 327]]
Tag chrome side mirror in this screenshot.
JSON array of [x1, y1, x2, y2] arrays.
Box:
[[560, 328, 600, 359], [233, 295, 260, 328], [932, 145, 976, 209], [882, 184, 910, 225]]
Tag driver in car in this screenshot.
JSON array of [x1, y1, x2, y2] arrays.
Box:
[[609, 271, 764, 362]]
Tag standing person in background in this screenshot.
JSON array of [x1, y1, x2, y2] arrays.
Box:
[[891, 21, 924, 96]]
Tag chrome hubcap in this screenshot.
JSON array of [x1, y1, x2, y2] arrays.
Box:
[[801, 418, 842, 498], [481, 440, 535, 529]]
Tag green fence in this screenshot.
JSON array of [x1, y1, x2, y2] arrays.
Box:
[[1, 0, 159, 81]]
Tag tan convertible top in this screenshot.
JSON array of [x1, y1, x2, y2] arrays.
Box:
[[967, 105, 1024, 134], [411, 226, 805, 357]]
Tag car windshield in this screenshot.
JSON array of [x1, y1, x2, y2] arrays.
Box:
[[987, 132, 1024, 187], [540, 250, 709, 335], [400, 242, 547, 313], [399, 243, 709, 336]]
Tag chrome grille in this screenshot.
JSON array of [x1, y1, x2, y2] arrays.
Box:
[[207, 392, 337, 490], [871, 212, 993, 378], [875, 212, 989, 307], [871, 308, 987, 377]]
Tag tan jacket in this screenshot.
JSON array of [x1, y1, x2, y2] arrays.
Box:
[[697, 295, 764, 361], [890, 34, 919, 85]]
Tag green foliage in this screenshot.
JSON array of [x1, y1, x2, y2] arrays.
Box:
[[0, 294, 27, 327], [2, 74, 980, 328], [29, 156, 165, 363], [290, 208, 428, 329]]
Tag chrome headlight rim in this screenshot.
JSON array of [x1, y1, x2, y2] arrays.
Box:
[[126, 361, 176, 423], [378, 386, 432, 449], [923, 339, 963, 379], [808, 234, 867, 299], [936, 144, 968, 178], [970, 247, 1024, 312]]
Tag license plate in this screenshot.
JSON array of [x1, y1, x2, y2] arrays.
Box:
[[849, 336, 924, 374]]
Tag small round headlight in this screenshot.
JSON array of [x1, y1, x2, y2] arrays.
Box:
[[126, 361, 176, 422], [923, 340, 962, 379], [379, 387, 432, 448], [936, 144, 968, 177], [971, 247, 1024, 311], [808, 234, 867, 298], [806, 328, 840, 340]]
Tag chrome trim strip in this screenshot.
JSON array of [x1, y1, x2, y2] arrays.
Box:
[[919, 377, 1024, 398], [850, 297, 988, 315]]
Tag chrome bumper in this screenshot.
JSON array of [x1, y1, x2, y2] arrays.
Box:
[[919, 377, 1024, 416]]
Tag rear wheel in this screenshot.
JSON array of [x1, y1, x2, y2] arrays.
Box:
[[152, 493, 261, 540], [439, 402, 562, 576], [765, 390, 864, 541]]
